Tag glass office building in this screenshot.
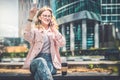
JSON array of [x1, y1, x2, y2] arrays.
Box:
[[101, 0, 120, 30], [54, 0, 101, 53], [100, 0, 120, 47]]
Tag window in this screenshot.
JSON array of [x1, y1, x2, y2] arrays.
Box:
[[102, 6, 107, 14], [117, 0, 120, 3], [74, 22, 82, 50], [112, 16, 117, 20], [111, 8, 116, 14], [102, 16, 106, 20], [107, 9, 111, 14], [86, 21, 94, 49], [64, 24, 70, 50], [107, 0, 111, 3], [102, 0, 107, 4], [117, 9, 120, 14], [112, 0, 117, 3]]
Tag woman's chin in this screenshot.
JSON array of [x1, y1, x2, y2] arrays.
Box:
[[43, 22, 49, 25]]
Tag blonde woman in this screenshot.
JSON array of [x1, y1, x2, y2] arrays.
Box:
[[22, 6, 66, 80]]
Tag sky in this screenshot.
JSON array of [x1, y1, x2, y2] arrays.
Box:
[[0, 0, 18, 37]]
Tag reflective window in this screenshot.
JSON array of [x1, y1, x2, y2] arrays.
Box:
[[56, 0, 100, 19], [64, 24, 70, 50], [117, 6, 120, 14], [86, 21, 94, 49], [102, 16, 106, 20], [107, 0, 111, 3], [73, 22, 82, 50], [107, 9, 111, 14], [112, 16, 117, 20], [102, 0, 107, 4], [117, 0, 120, 3], [107, 16, 111, 20], [112, 0, 117, 3]]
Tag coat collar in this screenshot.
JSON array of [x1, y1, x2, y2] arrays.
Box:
[[38, 27, 52, 33]]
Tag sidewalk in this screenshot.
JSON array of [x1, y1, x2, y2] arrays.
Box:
[[0, 71, 119, 80], [0, 59, 119, 80]]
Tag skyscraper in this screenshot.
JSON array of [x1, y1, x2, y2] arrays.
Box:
[[101, 0, 120, 29], [53, 0, 101, 53], [100, 0, 120, 47]]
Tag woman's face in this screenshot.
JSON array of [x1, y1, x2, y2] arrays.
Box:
[[39, 10, 52, 26]]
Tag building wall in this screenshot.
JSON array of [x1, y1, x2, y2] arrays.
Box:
[[54, 0, 101, 53], [100, 0, 120, 48], [101, 0, 120, 30]]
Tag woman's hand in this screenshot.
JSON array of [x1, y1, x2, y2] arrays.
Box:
[[28, 8, 38, 19]]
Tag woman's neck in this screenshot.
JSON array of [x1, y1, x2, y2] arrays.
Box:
[[41, 24, 49, 30]]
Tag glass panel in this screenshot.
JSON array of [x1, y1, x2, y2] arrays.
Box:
[[107, 0, 111, 3], [102, 16, 106, 20], [64, 24, 70, 50], [69, 6, 74, 14], [111, 8, 116, 14], [102, 6, 107, 14], [74, 3, 80, 13], [118, 16, 120, 20], [107, 16, 111, 20], [107, 9, 111, 14], [117, 9, 120, 14], [79, 1, 85, 11], [87, 21, 94, 49], [102, 0, 107, 4], [112, 16, 117, 20], [117, 0, 120, 3], [112, 0, 117, 3], [73, 22, 82, 50], [117, 22, 120, 29]]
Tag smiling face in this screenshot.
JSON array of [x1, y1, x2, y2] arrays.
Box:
[[38, 10, 52, 26]]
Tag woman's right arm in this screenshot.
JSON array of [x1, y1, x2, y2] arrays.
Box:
[[23, 8, 38, 43], [23, 22, 35, 43]]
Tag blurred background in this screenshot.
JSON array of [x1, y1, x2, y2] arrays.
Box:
[[0, 0, 120, 77], [0, 0, 120, 62]]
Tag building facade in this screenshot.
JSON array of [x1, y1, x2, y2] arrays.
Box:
[[53, 0, 101, 53], [100, 0, 120, 47], [101, 0, 120, 30]]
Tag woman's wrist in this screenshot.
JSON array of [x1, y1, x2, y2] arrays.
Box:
[[27, 19, 33, 22]]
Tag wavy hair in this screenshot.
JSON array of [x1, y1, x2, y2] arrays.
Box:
[[34, 6, 58, 29]]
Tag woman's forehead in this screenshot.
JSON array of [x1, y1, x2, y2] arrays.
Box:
[[41, 10, 52, 15]]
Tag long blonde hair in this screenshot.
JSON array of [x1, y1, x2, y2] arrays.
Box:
[[35, 6, 58, 29]]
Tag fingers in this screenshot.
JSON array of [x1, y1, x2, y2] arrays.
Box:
[[30, 7, 38, 13], [29, 8, 39, 19]]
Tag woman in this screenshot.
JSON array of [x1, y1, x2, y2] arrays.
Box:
[[22, 6, 66, 80]]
